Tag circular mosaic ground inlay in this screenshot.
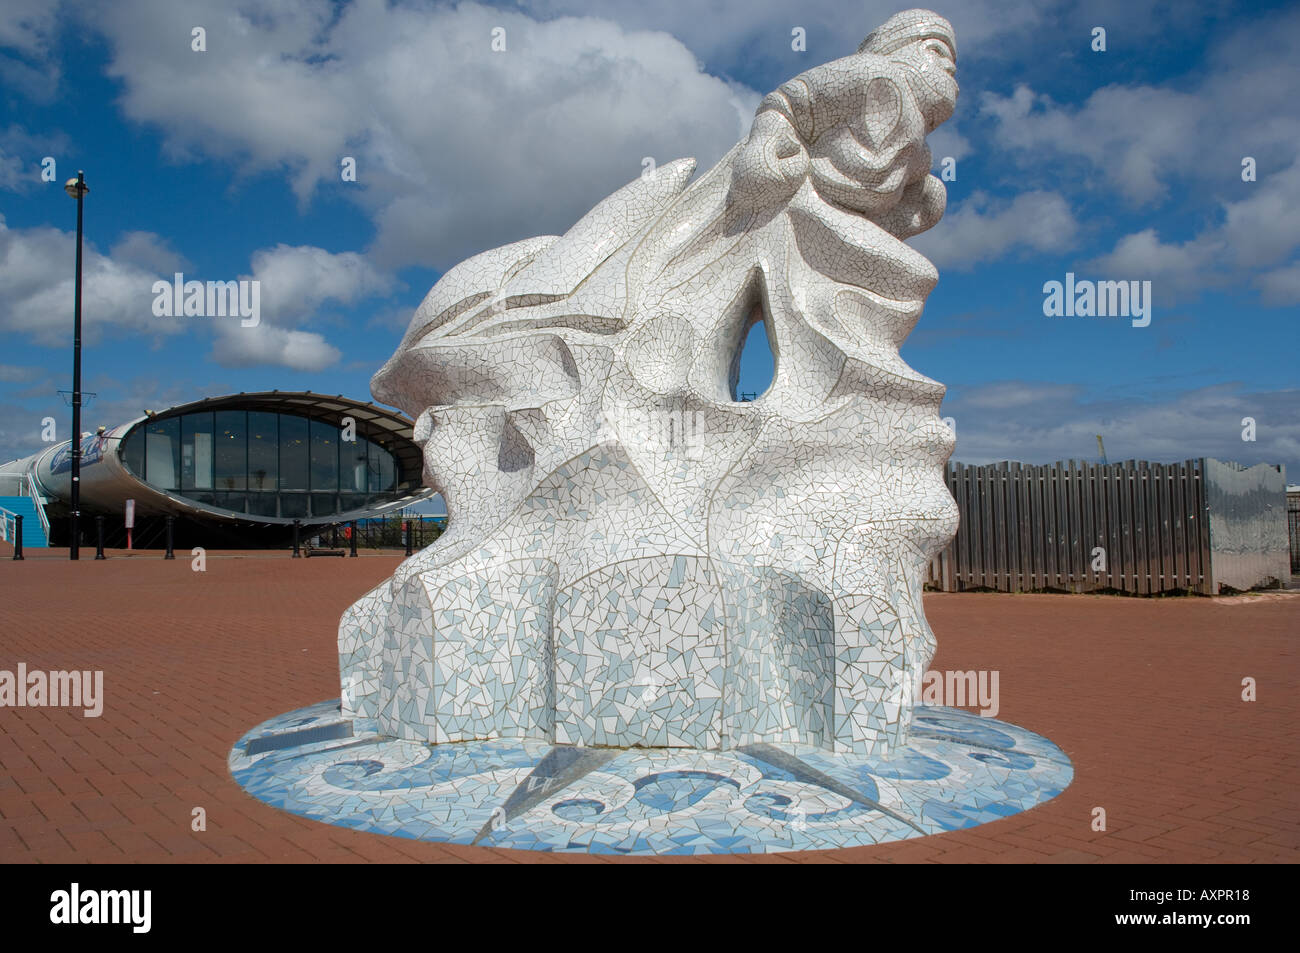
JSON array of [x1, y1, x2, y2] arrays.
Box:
[[230, 701, 1072, 854]]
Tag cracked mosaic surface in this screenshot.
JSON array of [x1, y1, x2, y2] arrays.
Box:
[[334, 9, 969, 757], [230, 700, 1072, 854]]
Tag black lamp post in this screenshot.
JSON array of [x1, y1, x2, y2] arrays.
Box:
[[64, 171, 89, 560]]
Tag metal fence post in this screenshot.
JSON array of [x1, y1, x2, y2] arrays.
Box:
[[350, 520, 358, 557], [164, 515, 175, 559], [12, 515, 23, 560], [95, 514, 105, 560], [404, 519, 412, 556], [292, 519, 301, 558]]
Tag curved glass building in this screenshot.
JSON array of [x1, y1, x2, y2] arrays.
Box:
[[0, 391, 432, 543]]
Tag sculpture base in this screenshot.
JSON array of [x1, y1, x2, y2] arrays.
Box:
[[229, 701, 1071, 854]]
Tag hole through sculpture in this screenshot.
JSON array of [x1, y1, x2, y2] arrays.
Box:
[[233, 8, 1071, 854]]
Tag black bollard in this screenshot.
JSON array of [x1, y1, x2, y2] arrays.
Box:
[[349, 520, 358, 557], [404, 519, 412, 557], [164, 515, 175, 559], [95, 515, 105, 559], [292, 519, 301, 558], [12, 514, 24, 560]]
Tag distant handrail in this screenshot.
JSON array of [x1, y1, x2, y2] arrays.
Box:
[[24, 472, 50, 537], [0, 505, 15, 544]]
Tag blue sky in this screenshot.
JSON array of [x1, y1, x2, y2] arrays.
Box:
[[2, 0, 1297, 488]]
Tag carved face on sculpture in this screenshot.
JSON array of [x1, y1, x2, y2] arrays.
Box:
[[860, 10, 958, 131], [726, 9, 955, 240]]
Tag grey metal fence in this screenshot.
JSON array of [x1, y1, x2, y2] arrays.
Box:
[[926, 458, 1288, 595], [1288, 491, 1300, 575]]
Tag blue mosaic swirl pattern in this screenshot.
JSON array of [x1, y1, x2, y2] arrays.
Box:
[[230, 702, 1071, 854]]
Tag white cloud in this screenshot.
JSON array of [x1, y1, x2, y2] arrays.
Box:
[[110, 231, 191, 275], [1089, 160, 1300, 304], [1218, 160, 1300, 270], [206, 243, 393, 369], [1258, 262, 1300, 307], [0, 214, 388, 369], [960, 381, 1079, 411], [1087, 228, 1220, 295], [947, 381, 1300, 476], [95, 0, 761, 271], [0, 213, 184, 345], [210, 325, 341, 372], [245, 243, 393, 325], [0, 0, 58, 53], [926, 125, 971, 165], [0, 125, 70, 192], [0, 400, 49, 464], [0, 151, 20, 191], [909, 190, 1079, 270], [0, 364, 41, 383], [521, 0, 1058, 68], [980, 84, 1203, 205], [0, 0, 63, 99], [978, 6, 1300, 205]]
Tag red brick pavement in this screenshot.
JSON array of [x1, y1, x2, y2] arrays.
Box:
[[1, 544, 1296, 863]]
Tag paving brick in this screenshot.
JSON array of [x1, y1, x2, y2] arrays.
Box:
[[1, 554, 1296, 864]]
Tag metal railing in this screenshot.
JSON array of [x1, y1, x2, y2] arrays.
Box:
[[0, 505, 16, 545], [308, 514, 445, 551], [24, 472, 50, 538]]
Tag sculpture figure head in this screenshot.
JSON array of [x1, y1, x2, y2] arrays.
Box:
[[729, 10, 955, 233]]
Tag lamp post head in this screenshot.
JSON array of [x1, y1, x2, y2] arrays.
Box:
[[64, 174, 89, 198]]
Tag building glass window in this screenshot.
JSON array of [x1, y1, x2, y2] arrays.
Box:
[[247, 411, 278, 493], [145, 417, 180, 490], [368, 439, 396, 501], [247, 493, 279, 518], [342, 436, 369, 494], [377, 440, 395, 492], [121, 427, 145, 479], [213, 491, 247, 514], [120, 406, 410, 521], [181, 412, 214, 492], [279, 414, 309, 492], [279, 493, 308, 519], [309, 418, 339, 491], [214, 410, 247, 492]]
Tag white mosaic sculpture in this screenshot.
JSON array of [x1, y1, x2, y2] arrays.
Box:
[[339, 9, 960, 756]]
